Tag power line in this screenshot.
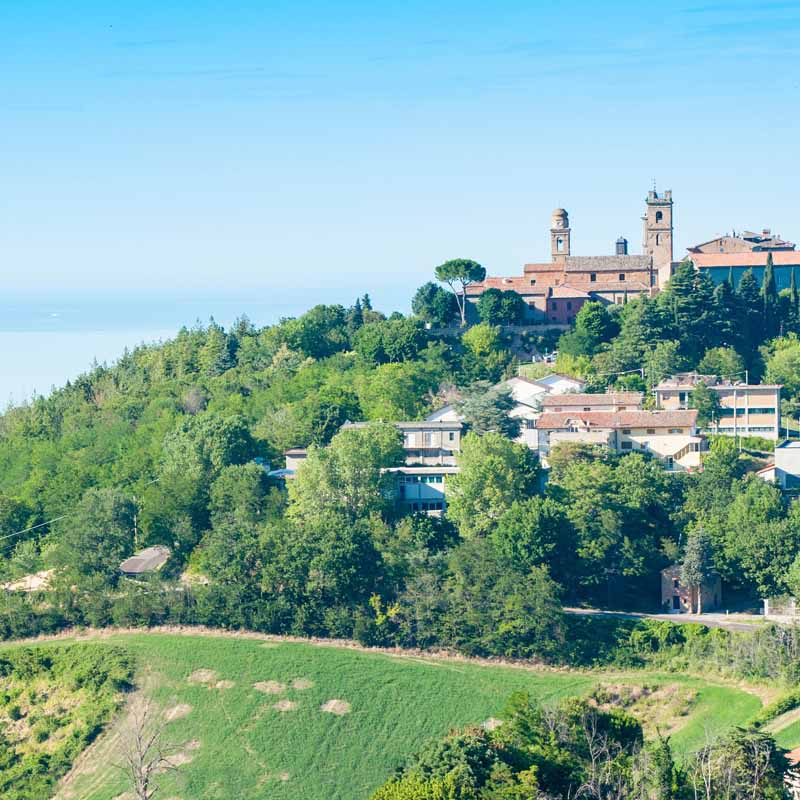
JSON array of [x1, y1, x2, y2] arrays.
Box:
[[0, 476, 162, 553]]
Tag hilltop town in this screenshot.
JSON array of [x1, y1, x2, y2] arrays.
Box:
[[3, 188, 800, 798]]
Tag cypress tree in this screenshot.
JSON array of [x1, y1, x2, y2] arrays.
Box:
[[762, 252, 779, 338], [736, 268, 762, 364], [791, 268, 799, 333], [727, 265, 735, 288]]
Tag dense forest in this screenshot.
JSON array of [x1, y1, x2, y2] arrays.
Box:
[[1, 261, 800, 662]]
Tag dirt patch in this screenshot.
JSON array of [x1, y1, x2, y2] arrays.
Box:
[[185, 739, 201, 751], [215, 680, 235, 690], [590, 683, 696, 737], [321, 699, 351, 715], [254, 680, 286, 695], [187, 669, 218, 685], [273, 700, 298, 712], [291, 677, 314, 690], [278, 772, 290, 781], [164, 703, 192, 722], [483, 717, 503, 730]]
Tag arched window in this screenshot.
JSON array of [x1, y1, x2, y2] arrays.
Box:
[[656, 234, 661, 245], [556, 236, 564, 252], [656, 211, 663, 223]]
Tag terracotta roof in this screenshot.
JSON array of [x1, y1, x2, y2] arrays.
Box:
[[541, 392, 643, 408], [284, 448, 308, 455], [690, 252, 800, 267], [523, 262, 565, 274], [536, 409, 698, 430], [588, 281, 652, 293], [564, 255, 652, 272], [548, 285, 592, 298]]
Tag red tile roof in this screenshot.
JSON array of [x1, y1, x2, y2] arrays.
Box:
[[536, 409, 698, 430], [690, 252, 800, 267], [541, 392, 643, 408]]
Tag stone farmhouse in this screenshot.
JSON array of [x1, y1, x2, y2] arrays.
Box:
[[465, 189, 674, 325], [661, 564, 721, 614]]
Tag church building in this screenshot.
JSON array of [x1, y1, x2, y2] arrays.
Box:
[[465, 190, 675, 325]]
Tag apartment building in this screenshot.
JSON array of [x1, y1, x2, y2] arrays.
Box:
[[654, 373, 782, 440], [536, 408, 704, 471]]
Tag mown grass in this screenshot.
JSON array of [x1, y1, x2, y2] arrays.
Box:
[[26, 632, 764, 800]]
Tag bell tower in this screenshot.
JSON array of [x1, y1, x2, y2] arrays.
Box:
[[550, 208, 570, 263], [642, 188, 674, 287]]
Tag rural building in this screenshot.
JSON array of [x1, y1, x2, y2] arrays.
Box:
[[661, 565, 721, 613], [536, 408, 704, 471], [758, 440, 800, 490], [654, 373, 782, 440], [120, 546, 171, 576], [464, 190, 674, 323]]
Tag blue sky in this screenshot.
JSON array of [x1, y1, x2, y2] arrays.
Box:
[[2, 0, 799, 296]]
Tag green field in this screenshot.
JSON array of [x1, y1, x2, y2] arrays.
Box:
[[2, 632, 767, 800]]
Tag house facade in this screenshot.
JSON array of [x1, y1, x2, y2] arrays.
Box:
[[758, 440, 800, 491], [536, 408, 704, 471], [654, 373, 782, 440], [660, 565, 721, 613]]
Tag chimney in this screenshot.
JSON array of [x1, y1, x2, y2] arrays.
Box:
[[616, 237, 628, 256]]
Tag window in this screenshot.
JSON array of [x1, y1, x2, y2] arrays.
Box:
[[646, 428, 656, 434], [566, 301, 572, 310], [448, 431, 455, 442], [583, 407, 591, 411], [619, 273, 625, 281], [525, 419, 536, 429], [621, 441, 632, 450], [668, 428, 684, 434], [673, 578, 679, 588], [557, 236, 564, 252], [423, 432, 435, 447], [590, 273, 597, 282], [622, 428, 631, 434], [551, 301, 557, 310], [530, 278, 536, 285], [656, 234, 661, 245], [656, 211, 663, 223], [404, 433, 414, 447]]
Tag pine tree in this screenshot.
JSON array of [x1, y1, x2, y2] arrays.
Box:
[[762, 253, 780, 338]]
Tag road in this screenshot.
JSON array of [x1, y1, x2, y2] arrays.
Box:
[[564, 607, 768, 633]]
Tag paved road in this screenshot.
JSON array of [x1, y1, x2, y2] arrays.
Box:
[[564, 607, 767, 633]]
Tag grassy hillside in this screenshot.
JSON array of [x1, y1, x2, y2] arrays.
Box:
[[6, 631, 762, 800]]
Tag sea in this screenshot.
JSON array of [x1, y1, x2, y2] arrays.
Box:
[[0, 287, 410, 408]]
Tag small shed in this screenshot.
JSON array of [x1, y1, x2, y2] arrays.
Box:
[[660, 564, 721, 613], [120, 546, 171, 576]]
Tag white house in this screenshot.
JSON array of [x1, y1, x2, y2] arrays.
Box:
[[758, 440, 800, 490]]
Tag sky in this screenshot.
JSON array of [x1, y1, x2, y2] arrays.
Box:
[[1, 0, 799, 298]]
